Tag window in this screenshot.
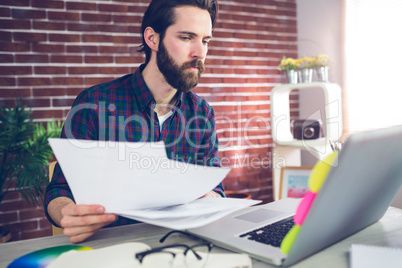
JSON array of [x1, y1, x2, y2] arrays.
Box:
[[344, 0, 402, 133]]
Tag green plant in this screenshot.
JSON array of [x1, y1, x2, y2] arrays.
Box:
[[279, 54, 331, 71], [278, 56, 302, 71], [0, 100, 62, 206], [311, 54, 330, 68], [298, 55, 315, 69]]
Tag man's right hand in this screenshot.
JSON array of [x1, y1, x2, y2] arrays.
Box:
[[48, 197, 117, 243]]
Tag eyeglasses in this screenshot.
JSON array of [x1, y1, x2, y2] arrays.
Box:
[[135, 230, 213, 268]]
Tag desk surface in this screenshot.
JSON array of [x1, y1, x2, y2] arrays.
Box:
[[1, 207, 402, 268]]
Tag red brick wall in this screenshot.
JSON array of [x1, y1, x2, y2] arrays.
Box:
[[0, 0, 297, 241]]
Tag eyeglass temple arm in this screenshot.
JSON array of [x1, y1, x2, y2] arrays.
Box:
[[158, 243, 203, 260], [160, 230, 210, 244], [136, 244, 203, 262], [136, 247, 177, 263]]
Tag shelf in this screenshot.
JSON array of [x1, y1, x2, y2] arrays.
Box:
[[271, 82, 343, 145], [273, 137, 329, 147], [270, 82, 343, 201]]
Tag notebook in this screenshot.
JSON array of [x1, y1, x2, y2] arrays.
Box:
[[188, 126, 402, 266], [350, 244, 402, 268]]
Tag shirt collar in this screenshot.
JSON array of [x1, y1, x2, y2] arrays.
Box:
[[132, 64, 154, 112], [133, 64, 184, 113]]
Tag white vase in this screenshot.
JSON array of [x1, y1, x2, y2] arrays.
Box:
[[316, 66, 329, 82], [298, 68, 313, 83], [285, 69, 298, 84]]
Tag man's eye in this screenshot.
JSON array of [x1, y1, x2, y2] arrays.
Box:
[[181, 36, 191, 41]]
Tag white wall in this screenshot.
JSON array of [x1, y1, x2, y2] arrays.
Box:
[[296, 0, 343, 85], [296, 0, 343, 165]]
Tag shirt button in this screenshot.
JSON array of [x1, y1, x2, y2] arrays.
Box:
[[154, 121, 158, 126]]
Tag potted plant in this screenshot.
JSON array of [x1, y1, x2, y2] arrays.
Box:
[[312, 54, 330, 82], [0, 100, 61, 242], [298, 56, 315, 83], [278, 56, 302, 84]]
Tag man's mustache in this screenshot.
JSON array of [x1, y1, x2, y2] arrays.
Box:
[[182, 60, 205, 74]]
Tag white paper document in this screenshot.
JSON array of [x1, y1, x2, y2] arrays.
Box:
[[48, 138, 261, 229], [117, 198, 260, 229]]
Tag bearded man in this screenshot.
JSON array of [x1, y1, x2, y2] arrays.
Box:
[[44, 0, 225, 243]]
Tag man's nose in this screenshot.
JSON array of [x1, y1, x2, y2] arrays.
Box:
[[191, 41, 208, 59]]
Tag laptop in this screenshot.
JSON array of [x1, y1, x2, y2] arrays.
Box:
[[188, 126, 402, 266]]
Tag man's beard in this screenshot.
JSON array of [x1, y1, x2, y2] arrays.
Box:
[[156, 40, 205, 93]]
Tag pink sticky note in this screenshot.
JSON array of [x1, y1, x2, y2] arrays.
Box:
[[293, 191, 316, 225]]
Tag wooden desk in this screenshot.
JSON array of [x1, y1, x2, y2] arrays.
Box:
[[1, 207, 402, 268]]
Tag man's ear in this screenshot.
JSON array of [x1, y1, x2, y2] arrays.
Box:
[[144, 27, 159, 52]]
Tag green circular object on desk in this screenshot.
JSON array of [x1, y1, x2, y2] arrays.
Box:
[[7, 245, 92, 268]]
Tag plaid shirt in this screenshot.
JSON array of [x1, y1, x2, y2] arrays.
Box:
[[44, 64, 225, 227]]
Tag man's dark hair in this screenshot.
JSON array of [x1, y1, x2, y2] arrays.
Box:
[[138, 0, 219, 64]]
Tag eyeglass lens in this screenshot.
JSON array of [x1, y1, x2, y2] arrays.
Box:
[[140, 245, 210, 268], [137, 231, 213, 268], [141, 251, 174, 268], [185, 244, 210, 268]]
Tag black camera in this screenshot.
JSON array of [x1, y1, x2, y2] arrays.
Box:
[[291, 119, 322, 140]]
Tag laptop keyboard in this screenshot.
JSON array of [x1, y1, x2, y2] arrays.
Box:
[[239, 216, 294, 247]]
